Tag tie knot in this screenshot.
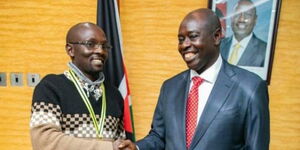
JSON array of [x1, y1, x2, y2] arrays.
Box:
[[192, 76, 203, 87], [234, 43, 241, 49]]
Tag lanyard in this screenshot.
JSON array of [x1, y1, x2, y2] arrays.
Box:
[[68, 70, 106, 138]]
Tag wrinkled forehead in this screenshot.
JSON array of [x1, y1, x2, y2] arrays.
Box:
[[79, 26, 105, 38], [69, 24, 107, 42], [179, 13, 210, 33]]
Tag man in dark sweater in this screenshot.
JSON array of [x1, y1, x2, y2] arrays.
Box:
[[30, 22, 125, 150]]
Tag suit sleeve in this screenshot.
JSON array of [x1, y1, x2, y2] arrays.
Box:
[[245, 80, 270, 150], [135, 83, 166, 150]]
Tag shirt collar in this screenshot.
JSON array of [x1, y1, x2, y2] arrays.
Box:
[[190, 54, 223, 83], [232, 33, 253, 47]]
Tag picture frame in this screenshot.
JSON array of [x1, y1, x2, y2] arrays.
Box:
[[208, 0, 282, 84]]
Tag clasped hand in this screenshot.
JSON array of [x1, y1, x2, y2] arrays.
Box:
[[113, 139, 137, 150]]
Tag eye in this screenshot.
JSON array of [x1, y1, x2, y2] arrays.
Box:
[[103, 44, 112, 50], [178, 36, 185, 44], [244, 13, 253, 19], [85, 41, 96, 49], [189, 34, 199, 41]]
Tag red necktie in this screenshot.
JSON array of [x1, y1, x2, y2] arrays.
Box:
[[186, 76, 203, 149]]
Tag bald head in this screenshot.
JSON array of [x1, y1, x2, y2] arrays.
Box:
[[66, 22, 106, 43], [235, 0, 256, 14], [181, 8, 221, 34]]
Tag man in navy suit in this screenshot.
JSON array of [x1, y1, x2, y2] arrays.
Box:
[[220, 0, 267, 67], [115, 8, 270, 150]]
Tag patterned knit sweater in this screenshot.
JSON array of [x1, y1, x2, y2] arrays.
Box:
[[30, 74, 125, 150]]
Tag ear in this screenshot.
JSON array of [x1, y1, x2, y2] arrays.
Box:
[[66, 43, 74, 57], [254, 14, 258, 25], [213, 28, 222, 45]]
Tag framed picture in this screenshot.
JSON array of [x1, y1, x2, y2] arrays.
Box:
[[208, 0, 282, 84]]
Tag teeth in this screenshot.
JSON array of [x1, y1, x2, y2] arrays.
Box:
[[237, 24, 246, 29], [91, 59, 103, 65], [184, 53, 195, 60]]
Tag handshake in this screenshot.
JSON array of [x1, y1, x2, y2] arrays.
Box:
[[113, 139, 138, 150]]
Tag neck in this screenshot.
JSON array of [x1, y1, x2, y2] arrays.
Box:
[[68, 62, 105, 85], [84, 72, 99, 82], [196, 53, 219, 75], [234, 34, 249, 42]]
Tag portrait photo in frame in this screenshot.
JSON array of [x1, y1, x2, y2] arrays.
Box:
[[208, 0, 282, 84]]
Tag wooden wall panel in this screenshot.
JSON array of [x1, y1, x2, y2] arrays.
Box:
[[0, 0, 299, 150], [268, 0, 300, 149], [0, 0, 96, 149], [120, 0, 300, 150]]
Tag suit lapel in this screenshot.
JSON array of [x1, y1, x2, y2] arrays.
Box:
[[238, 36, 259, 66], [189, 62, 235, 150], [175, 70, 191, 148]]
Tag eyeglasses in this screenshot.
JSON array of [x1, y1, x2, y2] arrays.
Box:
[[68, 41, 112, 51]]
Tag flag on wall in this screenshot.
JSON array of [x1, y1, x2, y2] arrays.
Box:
[[97, 0, 135, 141]]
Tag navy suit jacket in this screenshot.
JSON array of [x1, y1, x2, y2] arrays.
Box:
[[220, 34, 267, 67], [136, 60, 270, 150]]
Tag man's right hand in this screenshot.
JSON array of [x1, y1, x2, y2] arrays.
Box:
[[113, 139, 138, 150]]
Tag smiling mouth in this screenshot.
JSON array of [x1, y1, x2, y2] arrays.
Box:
[[91, 59, 103, 66], [236, 23, 247, 30], [184, 52, 197, 62]]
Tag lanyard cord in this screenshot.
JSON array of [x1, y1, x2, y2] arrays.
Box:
[[68, 70, 106, 138]]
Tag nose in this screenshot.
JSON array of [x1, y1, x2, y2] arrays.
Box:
[[93, 45, 106, 54], [93, 46, 108, 60], [237, 13, 247, 23]]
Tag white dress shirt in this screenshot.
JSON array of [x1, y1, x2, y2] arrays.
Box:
[[189, 54, 223, 124]]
